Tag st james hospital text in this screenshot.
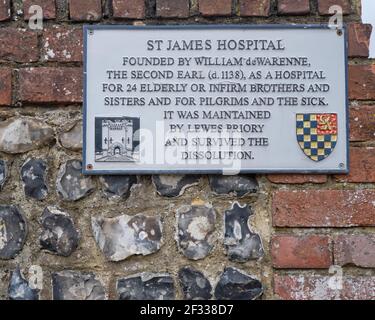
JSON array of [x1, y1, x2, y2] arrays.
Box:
[[146, 39, 285, 51]]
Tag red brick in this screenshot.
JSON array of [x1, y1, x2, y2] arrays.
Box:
[[238, 0, 270, 17], [334, 234, 375, 268], [271, 235, 332, 269], [0, 28, 38, 63], [23, 0, 56, 20], [156, 0, 189, 18], [112, 0, 145, 19], [0, 0, 10, 21], [199, 0, 232, 16], [42, 26, 83, 62], [274, 275, 375, 300], [348, 23, 372, 58], [335, 148, 375, 183], [69, 0, 102, 21], [19, 68, 82, 105], [278, 0, 310, 15], [349, 106, 375, 142], [318, 0, 352, 15], [349, 65, 375, 100], [273, 190, 375, 227], [0, 68, 12, 106], [267, 174, 327, 184]]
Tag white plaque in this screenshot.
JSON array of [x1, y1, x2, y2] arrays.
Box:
[[83, 25, 348, 175]]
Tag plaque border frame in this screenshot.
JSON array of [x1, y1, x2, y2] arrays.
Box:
[[83, 24, 349, 175]]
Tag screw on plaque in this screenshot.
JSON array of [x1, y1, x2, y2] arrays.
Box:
[[336, 29, 343, 36], [88, 29, 94, 35], [339, 163, 345, 168], [87, 164, 93, 170]]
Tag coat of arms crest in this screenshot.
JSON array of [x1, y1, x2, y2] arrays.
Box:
[[296, 114, 338, 162]]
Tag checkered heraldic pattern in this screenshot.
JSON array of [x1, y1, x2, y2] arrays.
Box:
[[296, 114, 338, 162]]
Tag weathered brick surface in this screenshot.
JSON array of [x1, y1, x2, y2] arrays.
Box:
[[349, 106, 375, 142], [112, 0, 146, 19], [271, 235, 332, 269], [19, 67, 83, 104], [199, 0, 232, 16], [348, 23, 373, 58], [278, 0, 310, 15], [334, 234, 375, 268], [0, 28, 38, 63], [69, 0, 102, 21], [274, 275, 375, 300], [42, 26, 83, 62], [23, 0, 56, 20], [156, 0, 190, 18], [0, 68, 12, 106], [238, 0, 270, 17], [317, 0, 352, 15], [349, 65, 375, 100], [0, 0, 10, 21], [335, 148, 375, 183], [273, 190, 375, 227], [267, 174, 327, 184]]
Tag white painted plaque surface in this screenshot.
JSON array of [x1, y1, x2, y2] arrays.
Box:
[[84, 25, 348, 175]]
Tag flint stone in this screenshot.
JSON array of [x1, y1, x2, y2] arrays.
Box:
[[224, 202, 264, 262], [152, 175, 200, 197], [209, 175, 258, 197], [0, 269, 7, 300], [117, 273, 175, 300], [21, 158, 48, 200], [0, 160, 7, 189], [176, 204, 216, 260], [59, 121, 82, 151], [8, 267, 39, 300], [92, 214, 162, 262], [56, 160, 95, 201], [178, 266, 212, 300], [0, 117, 54, 154], [40, 206, 80, 256], [99, 175, 137, 199], [0, 160, 8, 190], [52, 270, 106, 300], [0, 205, 27, 260], [214, 267, 263, 300]]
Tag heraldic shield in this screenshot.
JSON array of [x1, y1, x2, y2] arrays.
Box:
[[296, 114, 338, 162]]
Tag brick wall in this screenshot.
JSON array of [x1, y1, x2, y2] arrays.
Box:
[[0, 0, 374, 300]]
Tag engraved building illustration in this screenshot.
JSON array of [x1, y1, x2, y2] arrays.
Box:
[[95, 117, 140, 162]]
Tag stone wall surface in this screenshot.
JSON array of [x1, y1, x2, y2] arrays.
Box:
[[0, 0, 374, 300]]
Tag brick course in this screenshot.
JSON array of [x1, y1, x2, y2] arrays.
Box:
[[42, 26, 83, 62], [273, 190, 375, 227], [317, 0, 352, 15], [0, 68, 12, 106], [19, 67, 83, 104], [69, 0, 102, 21], [238, 0, 270, 17], [0, 28, 38, 63], [112, 0, 146, 19], [349, 65, 375, 100], [334, 234, 375, 268], [278, 0, 310, 15], [156, 0, 190, 18], [275, 275, 375, 300], [0, 0, 10, 21], [271, 235, 332, 269], [199, 0, 232, 16]]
